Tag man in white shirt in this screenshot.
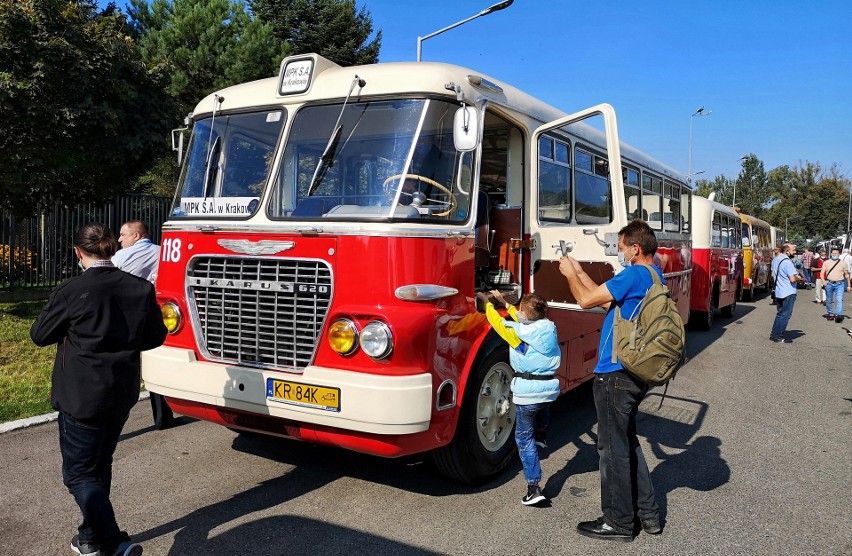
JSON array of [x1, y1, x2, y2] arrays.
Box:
[[113, 221, 160, 282], [113, 221, 175, 429]]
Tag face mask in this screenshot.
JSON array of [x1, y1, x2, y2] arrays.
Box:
[[831, 255, 840, 260], [788, 253, 795, 259], [618, 246, 637, 268]]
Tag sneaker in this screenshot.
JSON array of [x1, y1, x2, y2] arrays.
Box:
[[640, 517, 663, 535], [827, 315, 835, 321], [576, 516, 633, 542], [534, 429, 548, 449], [836, 316, 845, 324], [111, 542, 143, 556], [521, 484, 546, 506], [770, 337, 791, 343], [71, 535, 101, 556]]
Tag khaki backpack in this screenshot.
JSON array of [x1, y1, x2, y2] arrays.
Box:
[[611, 265, 687, 386]]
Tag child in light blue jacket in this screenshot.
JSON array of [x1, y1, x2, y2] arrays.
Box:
[[477, 290, 561, 506]]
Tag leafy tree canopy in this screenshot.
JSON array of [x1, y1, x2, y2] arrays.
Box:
[[0, 0, 173, 217], [695, 157, 851, 244], [128, 0, 291, 116], [250, 0, 381, 66]]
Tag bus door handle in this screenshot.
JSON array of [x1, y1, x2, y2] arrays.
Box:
[[552, 240, 574, 257]]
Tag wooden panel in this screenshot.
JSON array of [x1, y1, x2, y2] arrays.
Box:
[[489, 207, 522, 279], [533, 260, 615, 304]]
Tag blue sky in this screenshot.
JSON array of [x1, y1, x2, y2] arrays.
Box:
[[116, 0, 852, 182]]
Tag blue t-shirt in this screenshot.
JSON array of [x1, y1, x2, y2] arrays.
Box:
[[771, 255, 798, 299], [595, 264, 666, 374]]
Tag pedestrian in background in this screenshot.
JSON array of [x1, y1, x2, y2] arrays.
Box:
[[770, 242, 802, 342], [820, 247, 851, 323], [113, 220, 175, 430], [31, 223, 167, 556], [113, 220, 159, 282], [800, 246, 814, 286], [812, 249, 827, 304]]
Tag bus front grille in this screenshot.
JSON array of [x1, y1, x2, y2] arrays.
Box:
[[187, 256, 332, 371]]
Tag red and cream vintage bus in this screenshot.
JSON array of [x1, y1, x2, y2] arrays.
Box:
[[739, 213, 772, 300], [688, 194, 743, 329], [143, 53, 692, 483]]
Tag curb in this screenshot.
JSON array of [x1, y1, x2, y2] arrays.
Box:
[[0, 391, 151, 434]]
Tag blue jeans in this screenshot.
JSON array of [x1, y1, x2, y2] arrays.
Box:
[[770, 294, 796, 339], [824, 281, 846, 317], [593, 371, 658, 534], [58, 412, 131, 553], [514, 402, 550, 485]]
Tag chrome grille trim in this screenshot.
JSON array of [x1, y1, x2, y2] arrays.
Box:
[[186, 255, 333, 372]]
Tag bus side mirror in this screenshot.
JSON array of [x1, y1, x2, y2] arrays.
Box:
[[172, 127, 187, 167], [453, 106, 478, 152]]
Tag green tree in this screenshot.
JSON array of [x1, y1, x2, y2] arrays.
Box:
[[250, 0, 381, 66], [128, 0, 290, 116], [733, 154, 771, 218], [0, 0, 173, 216], [694, 175, 734, 202]]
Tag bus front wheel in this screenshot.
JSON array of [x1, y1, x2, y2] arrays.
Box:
[[431, 345, 516, 485]]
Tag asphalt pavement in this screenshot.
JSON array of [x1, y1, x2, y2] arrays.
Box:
[[1, 290, 850, 556]]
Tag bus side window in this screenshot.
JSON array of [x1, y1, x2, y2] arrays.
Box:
[[623, 167, 641, 221], [663, 181, 680, 232], [642, 173, 663, 230], [741, 222, 751, 247], [681, 187, 691, 232], [721, 216, 730, 248], [573, 147, 611, 225], [538, 135, 572, 222], [712, 213, 722, 248]]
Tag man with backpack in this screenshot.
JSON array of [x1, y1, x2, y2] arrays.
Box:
[[558, 220, 665, 542]]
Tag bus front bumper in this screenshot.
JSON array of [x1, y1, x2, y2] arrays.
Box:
[[142, 346, 433, 436]]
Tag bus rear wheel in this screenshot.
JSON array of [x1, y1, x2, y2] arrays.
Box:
[[431, 345, 516, 485]]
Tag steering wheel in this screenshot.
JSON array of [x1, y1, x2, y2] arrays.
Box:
[[383, 174, 457, 217]]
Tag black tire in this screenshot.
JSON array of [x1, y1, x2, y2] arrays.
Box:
[[431, 344, 516, 485], [721, 292, 737, 318], [743, 286, 754, 301]]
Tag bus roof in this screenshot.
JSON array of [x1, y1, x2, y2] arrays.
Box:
[[192, 54, 687, 185], [738, 213, 770, 228]]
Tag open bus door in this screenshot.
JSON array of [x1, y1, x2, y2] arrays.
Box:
[[527, 104, 624, 389]]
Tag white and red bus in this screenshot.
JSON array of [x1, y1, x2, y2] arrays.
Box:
[[143, 53, 692, 483], [689, 194, 743, 329], [739, 213, 772, 300]]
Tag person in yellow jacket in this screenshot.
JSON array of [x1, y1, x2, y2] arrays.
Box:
[[476, 290, 560, 506]]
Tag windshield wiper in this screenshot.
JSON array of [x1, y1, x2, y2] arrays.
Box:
[[307, 75, 365, 196], [202, 136, 221, 198], [307, 125, 342, 197]]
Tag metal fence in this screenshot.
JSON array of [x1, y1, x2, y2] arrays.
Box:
[[1, 195, 172, 290]]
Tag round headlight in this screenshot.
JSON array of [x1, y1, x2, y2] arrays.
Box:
[[328, 319, 358, 355], [359, 321, 393, 359], [161, 302, 181, 334]]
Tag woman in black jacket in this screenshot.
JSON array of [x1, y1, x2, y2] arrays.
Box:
[[31, 222, 166, 556]]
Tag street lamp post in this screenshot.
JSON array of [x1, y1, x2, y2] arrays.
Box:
[[687, 106, 712, 184], [786, 216, 800, 240], [416, 0, 514, 62]]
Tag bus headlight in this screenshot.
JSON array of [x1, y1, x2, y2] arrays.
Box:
[[359, 321, 393, 359], [161, 302, 181, 334], [328, 319, 358, 355]]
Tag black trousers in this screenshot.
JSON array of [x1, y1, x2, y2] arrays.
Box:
[[150, 392, 175, 429]]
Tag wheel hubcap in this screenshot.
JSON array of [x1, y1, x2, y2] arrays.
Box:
[[476, 362, 515, 452]]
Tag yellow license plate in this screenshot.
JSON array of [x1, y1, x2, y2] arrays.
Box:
[[266, 378, 340, 412]]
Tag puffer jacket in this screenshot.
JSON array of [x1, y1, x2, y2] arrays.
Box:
[[504, 317, 561, 405]]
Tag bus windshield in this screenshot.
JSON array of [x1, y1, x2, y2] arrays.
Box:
[[268, 98, 473, 223], [171, 110, 284, 218]]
